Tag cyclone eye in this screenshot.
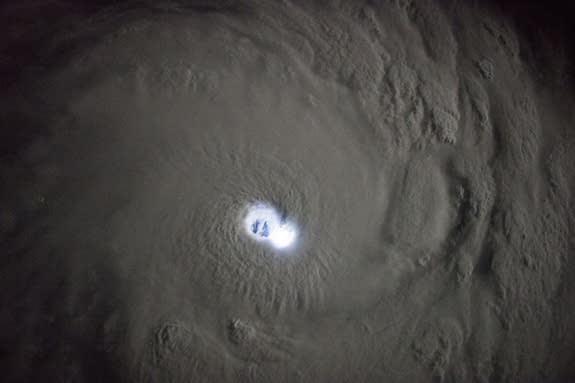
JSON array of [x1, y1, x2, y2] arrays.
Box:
[[243, 203, 297, 249]]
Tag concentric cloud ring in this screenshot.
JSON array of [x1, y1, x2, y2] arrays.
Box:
[[43, 8, 388, 320]]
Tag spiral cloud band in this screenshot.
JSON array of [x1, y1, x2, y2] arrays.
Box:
[[0, 0, 574, 382]]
